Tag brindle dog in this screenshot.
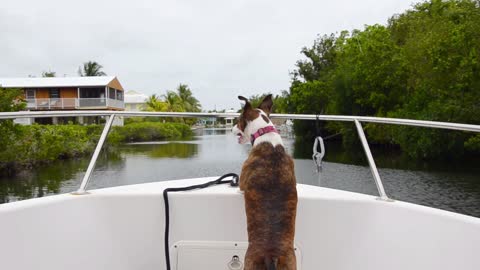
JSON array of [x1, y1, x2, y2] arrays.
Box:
[[233, 95, 297, 270]]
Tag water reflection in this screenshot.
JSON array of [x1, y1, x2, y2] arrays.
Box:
[[199, 128, 230, 136], [0, 159, 88, 203], [292, 138, 367, 165], [120, 143, 198, 158], [0, 150, 125, 203]]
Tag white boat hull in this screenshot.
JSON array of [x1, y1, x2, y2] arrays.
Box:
[[1, 177, 479, 270]]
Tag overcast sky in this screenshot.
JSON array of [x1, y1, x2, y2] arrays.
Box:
[[1, 0, 416, 110]]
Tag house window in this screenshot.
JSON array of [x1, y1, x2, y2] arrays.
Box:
[[109, 88, 115, 99], [50, 89, 60, 98], [79, 87, 103, 98], [26, 89, 35, 99], [116, 91, 123, 101]]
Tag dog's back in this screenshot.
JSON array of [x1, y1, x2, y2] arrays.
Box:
[[240, 142, 297, 270]]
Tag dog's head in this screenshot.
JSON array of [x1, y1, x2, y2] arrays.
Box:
[[232, 94, 273, 144]]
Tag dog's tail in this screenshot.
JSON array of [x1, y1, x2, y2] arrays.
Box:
[[264, 256, 278, 270]]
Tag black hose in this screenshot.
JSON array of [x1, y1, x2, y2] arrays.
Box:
[[163, 173, 239, 270]]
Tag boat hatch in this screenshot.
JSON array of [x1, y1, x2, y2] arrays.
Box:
[[173, 241, 302, 270]]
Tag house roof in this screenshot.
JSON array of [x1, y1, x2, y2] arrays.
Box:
[[0, 76, 122, 89], [125, 90, 149, 104]]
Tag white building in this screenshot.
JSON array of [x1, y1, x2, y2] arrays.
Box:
[[124, 90, 148, 111], [225, 109, 236, 127]]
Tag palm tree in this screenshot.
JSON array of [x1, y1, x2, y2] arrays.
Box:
[[145, 94, 167, 111], [176, 84, 201, 112], [162, 91, 184, 112], [78, 61, 107, 76], [41, 71, 56, 77]]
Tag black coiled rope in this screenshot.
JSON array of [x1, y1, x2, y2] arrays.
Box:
[[163, 173, 240, 270]]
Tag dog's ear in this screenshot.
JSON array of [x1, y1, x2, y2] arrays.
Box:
[[258, 94, 273, 116], [238, 96, 252, 112], [238, 95, 258, 121]]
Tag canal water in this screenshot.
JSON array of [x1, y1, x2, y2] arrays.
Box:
[[1, 129, 479, 217]]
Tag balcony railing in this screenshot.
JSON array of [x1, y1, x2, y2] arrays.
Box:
[[107, 99, 124, 109], [25, 98, 124, 109]]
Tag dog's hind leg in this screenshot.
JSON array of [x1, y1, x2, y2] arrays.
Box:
[[265, 257, 278, 270], [281, 248, 297, 270], [244, 258, 265, 270], [244, 248, 270, 270], [243, 247, 255, 270]]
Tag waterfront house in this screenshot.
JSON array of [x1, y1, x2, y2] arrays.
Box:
[[0, 76, 125, 125]]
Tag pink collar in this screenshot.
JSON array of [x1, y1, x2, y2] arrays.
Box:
[[250, 126, 278, 144]]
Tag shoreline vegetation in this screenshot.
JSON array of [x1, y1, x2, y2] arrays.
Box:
[[283, 0, 480, 159], [0, 122, 193, 176]]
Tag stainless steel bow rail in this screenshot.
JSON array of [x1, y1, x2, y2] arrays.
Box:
[[2, 110, 480, 200]]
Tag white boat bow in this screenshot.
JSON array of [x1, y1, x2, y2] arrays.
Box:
[[1, 177, 479, 270]]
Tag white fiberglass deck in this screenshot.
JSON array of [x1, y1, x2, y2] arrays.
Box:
[[1, 177, 479, 270]]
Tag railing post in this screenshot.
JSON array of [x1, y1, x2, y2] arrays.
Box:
[[354, 120, 392, 201], [72, 114, 116, 195]]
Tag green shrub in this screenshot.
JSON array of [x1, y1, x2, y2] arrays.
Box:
[[108, 122, 192, 143], [0, 121, 192, 174], [0, 124, 102, 172]]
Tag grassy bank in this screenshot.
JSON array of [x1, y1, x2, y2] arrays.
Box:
[[108, 122, 192, 143], [0, 121, 192, 175]]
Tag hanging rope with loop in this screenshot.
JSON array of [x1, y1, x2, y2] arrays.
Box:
[[313, 115, 325, 173]]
